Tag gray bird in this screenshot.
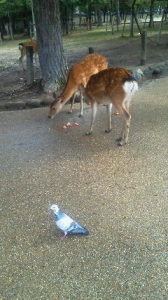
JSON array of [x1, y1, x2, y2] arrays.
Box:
[[50, 204, 89, 239]]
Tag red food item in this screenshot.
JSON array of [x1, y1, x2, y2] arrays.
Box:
[[67, 123, 72, 127], [62, 126, 67, 129], [115, 112, 119, 116], [75, 123, 79, 126]]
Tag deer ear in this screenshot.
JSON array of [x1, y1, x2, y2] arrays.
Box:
[[53, 92, 56, 99]]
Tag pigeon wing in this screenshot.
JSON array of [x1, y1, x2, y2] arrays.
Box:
[[67, 221, 89, 235], [56, 213, 74, 234]]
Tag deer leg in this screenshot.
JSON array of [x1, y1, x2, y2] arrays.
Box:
[[105, 103, 113, 133], [68, 93, 76, 114], [86, 102, 97, 135], [78, 89, 84, 117], [19, 56, 25, 71], [19, 48, 26, 71], [124, 97, 130, 113], [117, 107, 131, 146]]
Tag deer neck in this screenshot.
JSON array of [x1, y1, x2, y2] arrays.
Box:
[[61, 80, 77, 103]]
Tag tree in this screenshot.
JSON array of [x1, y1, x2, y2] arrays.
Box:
[[122, 0, 143, 36], [116, 0, 121, 26], [0, 0, 32, 37], [95, 4, 102, 26], [33, 0, 67, 92], [149, 0, 155, 28]]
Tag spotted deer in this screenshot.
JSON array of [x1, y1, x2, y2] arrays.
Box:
[[48, 54, 108, 118], [18, 41, 38, 70], [85, 67, 138, 146]]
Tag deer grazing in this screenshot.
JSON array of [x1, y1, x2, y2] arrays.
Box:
[[48, 53, 108, 118], [85, 67, 138, 146], [18, 41, 38, 70]]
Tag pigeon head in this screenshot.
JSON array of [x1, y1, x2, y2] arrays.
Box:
[[50, 204, 60, 215]]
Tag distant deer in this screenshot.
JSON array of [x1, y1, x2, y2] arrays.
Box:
[[85, 67, 138, 146], [48, 53, 108, 118], [18, 41, 38, 70]]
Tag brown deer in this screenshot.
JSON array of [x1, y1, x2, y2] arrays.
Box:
[[85, 67, 138, 146], [48, 54, 108, 118], [18, 41, 38, 70]]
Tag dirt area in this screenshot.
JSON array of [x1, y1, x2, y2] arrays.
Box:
[[0, 33, 167, 103]]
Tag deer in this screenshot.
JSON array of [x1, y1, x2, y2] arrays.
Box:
[[48, 53, 108, 118], [18, 41, 38, 71], [85, 67, 138, 146]]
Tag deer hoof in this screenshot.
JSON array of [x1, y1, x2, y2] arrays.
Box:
[[78, 114, 83, 118], [117, 140, 127, 146], [117, 142, 123, 147]]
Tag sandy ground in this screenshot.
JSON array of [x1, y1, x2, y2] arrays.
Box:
[[0, 76, 168, 299]]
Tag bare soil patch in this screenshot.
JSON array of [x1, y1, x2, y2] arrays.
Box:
[[0, 34, 167, 103]]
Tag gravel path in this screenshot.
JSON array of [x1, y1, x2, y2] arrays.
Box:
[[0, 77, 168, 299]]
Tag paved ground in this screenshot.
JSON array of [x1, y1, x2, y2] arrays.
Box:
[[0, 77, 168, 299]]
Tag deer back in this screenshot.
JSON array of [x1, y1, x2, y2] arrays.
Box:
[[69, 54, 108, 88], [18, 41, 38, 57], [86, 68, 137, 105]]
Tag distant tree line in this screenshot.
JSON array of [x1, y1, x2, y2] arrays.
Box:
[[0, 0, 166, 38]]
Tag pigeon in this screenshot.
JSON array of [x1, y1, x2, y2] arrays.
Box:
[[50, 204, 89, 239]]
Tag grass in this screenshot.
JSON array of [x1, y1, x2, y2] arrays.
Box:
[[0, 22, 167, 53], [63, 22, 168, 51]]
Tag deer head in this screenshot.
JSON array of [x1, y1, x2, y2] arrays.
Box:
[[48, 96, 64, 119]]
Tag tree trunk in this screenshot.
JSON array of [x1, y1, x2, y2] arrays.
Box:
[[149, 0, 155, 28], [96, 5, 102, 26], [88, 1, 92, 30], [23, 1, 30, 34], [132, 6, 142, 35], [130, 0, 137, 37], [31, 5, 36, 39], [33, 0, 67, 92], [0, 23, 5, 39], [130, 13, 134, 36], [116, 0, 121, 26]]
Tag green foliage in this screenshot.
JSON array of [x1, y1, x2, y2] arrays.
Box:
[[59, 0, 110, 14], [120, 0, 162, 11], [0, 0, 166, 28], [0, 0, 32, 20]]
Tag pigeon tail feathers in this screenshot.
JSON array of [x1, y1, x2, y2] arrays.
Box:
[[67, 221, 89, 235]]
